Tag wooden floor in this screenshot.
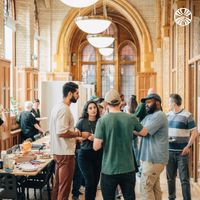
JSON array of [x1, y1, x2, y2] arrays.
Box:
[[30, 170, 200, 199], [77, 171, 200, 200]]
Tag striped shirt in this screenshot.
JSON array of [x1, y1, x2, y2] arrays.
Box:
[[167, 109, 196, 151]]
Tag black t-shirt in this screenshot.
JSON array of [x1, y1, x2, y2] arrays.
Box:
[[0, 117, 4, 126], [31, 108, 40, 118], [19, 111, 39, 140], [31, 108, 40, 124], [76, 118, 97, 150]]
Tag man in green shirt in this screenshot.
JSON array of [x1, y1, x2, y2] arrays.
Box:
[[93, 89, 148, 200]]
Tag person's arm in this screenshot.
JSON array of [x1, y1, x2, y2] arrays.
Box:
[[0, 109, 7, 128], [132, 115, 148, 137], [93, 138, 103, 151], [34, 123, 44, 134], [182, 128, 199, 155], [134, 103, 146, 121], [93, 119, 104, 151], [134, 127, 148, 137], [59, 129, 91, 139], [142, 112, 166, 136]]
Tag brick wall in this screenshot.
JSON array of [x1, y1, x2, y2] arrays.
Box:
[[0, 0, 4, 58], [15, 0, 35, 67], [38, 0, 70, 72]]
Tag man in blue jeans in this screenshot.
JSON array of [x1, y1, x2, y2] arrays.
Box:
[[93, 89, 148, 200], [167, 94, 198, 200]]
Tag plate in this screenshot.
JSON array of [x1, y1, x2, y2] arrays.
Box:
[[20, 163, 38, 172]]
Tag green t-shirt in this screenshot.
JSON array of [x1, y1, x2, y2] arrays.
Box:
[[95, 112, 143, 175]]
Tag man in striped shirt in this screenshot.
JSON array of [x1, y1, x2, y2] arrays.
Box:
[[167, 94, 198, 200]]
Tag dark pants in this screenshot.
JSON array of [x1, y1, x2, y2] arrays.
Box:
[[72, 150, 84, 198], [101, 171, 136, 200], [78, 149, 102, 200], [166, 151, 191, 200]]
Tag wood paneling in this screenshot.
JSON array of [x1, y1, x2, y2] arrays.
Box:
[[136, 72, 157, 101], [16, 68, 39, 107], [0, 59, 11, 150]]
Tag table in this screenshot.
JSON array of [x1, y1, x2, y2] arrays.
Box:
[[0, 135, 52, 177]]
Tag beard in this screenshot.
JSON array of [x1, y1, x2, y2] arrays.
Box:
[[146, 102, 157, 114], [70, 96, 77, 103]]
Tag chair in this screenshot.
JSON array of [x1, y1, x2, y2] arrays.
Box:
[[22, 160, 55, 200], [0, 173, 25, 200]]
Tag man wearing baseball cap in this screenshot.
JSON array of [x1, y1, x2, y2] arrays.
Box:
[[93, 89, 148, 200], [134, 93, 169, 200]]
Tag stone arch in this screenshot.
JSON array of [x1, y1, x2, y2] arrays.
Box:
[[55, 0, 153, 72]]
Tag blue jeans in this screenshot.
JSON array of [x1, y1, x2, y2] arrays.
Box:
[[78, 149, 102, 200], [101, 171, 136, 200], [72, 149, 84, 198], [166, 151, 191, 200]]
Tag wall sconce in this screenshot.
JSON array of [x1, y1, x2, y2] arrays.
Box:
[[71, 53, 76, 65], [31, 53, 38, 60]]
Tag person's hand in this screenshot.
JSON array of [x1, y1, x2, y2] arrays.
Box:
[[88, 134, 94, 141], [81, 131, 92, 139], [0, 107, 6, 114], [133, 131, 139, 136], [181, 146, 190, 156]]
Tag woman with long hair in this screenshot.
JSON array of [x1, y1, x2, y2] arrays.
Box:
[[76, 100, 102, 200]]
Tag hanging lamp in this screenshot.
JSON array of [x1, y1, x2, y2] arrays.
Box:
[[60, 0, 99, 8], [87, 34, 114, 48], [75, 0, 112, 34]]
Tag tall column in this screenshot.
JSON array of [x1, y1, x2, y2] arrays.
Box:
[[175, 0, 187, 103]]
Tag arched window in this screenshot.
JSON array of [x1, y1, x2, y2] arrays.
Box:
[[101, 24, 115, 97], [120, 44, 136, 101], [101, 64, 115, 97], [81, 44, 96, 84]]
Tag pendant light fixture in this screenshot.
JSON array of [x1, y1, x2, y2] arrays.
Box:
[[87, 34, 114, 48], [75, 16, 112, 34], [75, 0, 112, 34], [60, 0, 99, 8]]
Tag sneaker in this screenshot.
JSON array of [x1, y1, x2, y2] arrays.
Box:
[[115, 193, 122, 199]]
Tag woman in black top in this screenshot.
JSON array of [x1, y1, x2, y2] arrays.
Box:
[[31, 99, 40, 118], [76, 100, 102, 200]]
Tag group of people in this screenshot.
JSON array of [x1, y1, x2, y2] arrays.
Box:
[[18, 99, 44, 142], [49, 81, 198, 200]]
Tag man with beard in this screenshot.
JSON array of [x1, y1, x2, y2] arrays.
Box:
[[50, 82, 91, 200], [134, 93, 168, 200]]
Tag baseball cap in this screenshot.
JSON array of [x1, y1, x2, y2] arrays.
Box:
[[105, 89, 121, 105], [141, 93, 161, 103]]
